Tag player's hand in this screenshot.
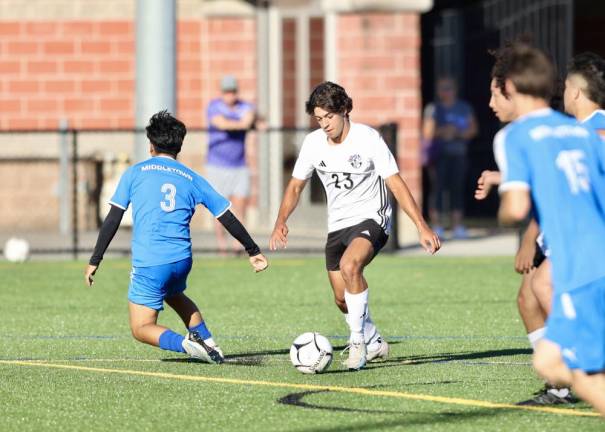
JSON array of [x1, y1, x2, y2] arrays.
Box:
[[474, 170, 501, 200], [249, 253, 269, 273], [514, 240, 536, 274], [418, 224, 441, 255], [269, 222, 289, 250], [84, 264, 98, 286]]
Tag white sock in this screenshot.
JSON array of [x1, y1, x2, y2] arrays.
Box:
[[344, 310, 379, 345], [527, 327, 546, 351], [364, 309, 379, 345], [344, 289, 368, 344]]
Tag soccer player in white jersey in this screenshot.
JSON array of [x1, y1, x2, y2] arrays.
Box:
[[269, 82, 441, 370], [496, 44, 605, 416]]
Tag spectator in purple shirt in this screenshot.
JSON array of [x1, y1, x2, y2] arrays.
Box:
[[206, 75, 263, 253]]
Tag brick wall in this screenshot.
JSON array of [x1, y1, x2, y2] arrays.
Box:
[[336, 13, 422, 199], [0, 21, 134, 130]]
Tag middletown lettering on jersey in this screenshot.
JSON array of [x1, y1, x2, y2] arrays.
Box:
[[141, 164, 193, 181]]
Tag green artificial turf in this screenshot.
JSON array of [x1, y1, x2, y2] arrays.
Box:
[[0, 256, 601, 431]]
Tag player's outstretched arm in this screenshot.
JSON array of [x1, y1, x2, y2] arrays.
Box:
[[269, 177, 307, 250], [85, 205, 125, 286], [474, 170, 502, 200], [385, 174, 441, 254], [217, 210, 268, 273]]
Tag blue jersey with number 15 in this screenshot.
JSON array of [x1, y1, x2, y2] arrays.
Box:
[[495, 108, 605, 293], [110, 156, 230, 267]]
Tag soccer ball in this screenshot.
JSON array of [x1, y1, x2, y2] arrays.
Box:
[[289, 332, 333, 374], [4, 238, 30, 263]]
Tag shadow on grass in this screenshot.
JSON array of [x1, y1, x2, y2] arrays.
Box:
[[366, 348, 532, 370], [278, 389, 505, 431], [319, 348, 530, 375]]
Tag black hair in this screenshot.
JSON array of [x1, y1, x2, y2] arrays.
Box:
[[145, 110, 187, 157], [567, 52, 605, 107], [305, 81, 353, 116]]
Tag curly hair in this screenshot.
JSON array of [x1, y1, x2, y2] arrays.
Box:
[[489, 42, 516, 97], [145, 110, 187, 157], [305, 81, 353, 116], [489, 36, 536, 97], [567, 52, 605, 107]]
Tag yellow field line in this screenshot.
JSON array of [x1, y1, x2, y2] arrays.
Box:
[[0, 360, 599, 418]]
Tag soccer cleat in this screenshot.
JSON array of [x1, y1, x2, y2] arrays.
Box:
[[366, 337, 389, 362], [181, 331, 225, 364], [516, 385, 578, 406], [345, 341, 367, 371]]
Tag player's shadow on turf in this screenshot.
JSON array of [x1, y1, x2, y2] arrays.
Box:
[[366, 348, 532, 370], [278, 390, 504, 431]]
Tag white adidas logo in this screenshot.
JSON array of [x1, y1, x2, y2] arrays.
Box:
[[361, 230, 370, 236]]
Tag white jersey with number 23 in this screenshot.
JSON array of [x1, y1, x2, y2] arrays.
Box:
[[292, 122, 400, 233]]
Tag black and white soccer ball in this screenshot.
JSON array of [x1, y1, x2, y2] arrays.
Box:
[[289, 332, 333, 374]]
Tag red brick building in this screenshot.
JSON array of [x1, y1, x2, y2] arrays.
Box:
[[0, 0, 431, 243]]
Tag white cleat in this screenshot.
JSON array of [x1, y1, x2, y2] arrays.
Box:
[[181, 331, 225, 364], [366, 337, 389, 362], [345, 341, 367, 371]]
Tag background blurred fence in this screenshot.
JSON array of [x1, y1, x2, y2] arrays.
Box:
[[0, 123, 399, 259]]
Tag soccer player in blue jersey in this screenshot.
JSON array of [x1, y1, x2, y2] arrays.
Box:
[[475, 44, 573, 405], [84, 110, 268, 363], [495, 44, 605, 415], [528, 51, 605, 328]]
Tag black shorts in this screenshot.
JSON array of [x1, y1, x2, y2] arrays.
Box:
[[533, 242, 547, 268], [325, 219, 389, 271]]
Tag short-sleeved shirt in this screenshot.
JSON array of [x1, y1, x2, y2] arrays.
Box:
[[292, 122, 400, 233], [432, 100, 475, 156], [582, 109, 605, 139], [494, 108, 605, 292], [110, 156, 231, 267], [206, 98, 254, 168]]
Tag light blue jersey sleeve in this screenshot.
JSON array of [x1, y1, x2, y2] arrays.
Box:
[[109, 167, 133, 210], [192, 173, 231, 217], [493, 126, 531, 193]]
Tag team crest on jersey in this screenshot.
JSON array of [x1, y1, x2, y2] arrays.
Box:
[[348, 154, 362, 168]]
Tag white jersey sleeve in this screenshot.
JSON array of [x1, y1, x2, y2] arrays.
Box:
[[292, 136, 315, 180], [372, 132, 400, 179]]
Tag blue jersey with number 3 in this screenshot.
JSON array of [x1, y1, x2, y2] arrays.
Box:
[[110, 156, 230, 267], [495, 108, 605, 292]]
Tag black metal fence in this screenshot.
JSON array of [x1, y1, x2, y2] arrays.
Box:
[[0, 122, 400, 259]]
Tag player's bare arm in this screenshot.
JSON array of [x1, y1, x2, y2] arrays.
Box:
[[384, 174, 441, 254], [515, 218, 540, 274], [269, 177, 307, 250], [210, 110, 256, 131], [498, 189, 531, 225], [474, 170, 502, 200]]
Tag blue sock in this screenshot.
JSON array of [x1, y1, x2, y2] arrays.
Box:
[[189, 321, 212, 340], [158, 330, 186, 353]]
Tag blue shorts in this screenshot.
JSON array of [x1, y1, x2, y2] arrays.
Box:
[[128, 257, 193, 311], [545, 278, 605, 373]]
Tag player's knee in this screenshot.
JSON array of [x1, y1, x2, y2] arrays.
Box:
[[339, 259, 362, 280], [130, 324, 145, 342]]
